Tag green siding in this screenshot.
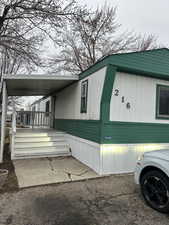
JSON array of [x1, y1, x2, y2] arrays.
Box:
[[101, 121, 169, 144], [54, 119, 169, 144], [79, 58, 111, 80], [79, 48, 169, 81], [111, 49, 169, 80], [54, 119, 101, 143]]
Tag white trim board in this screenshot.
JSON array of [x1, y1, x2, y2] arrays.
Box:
[[4, 74, 79, 80]]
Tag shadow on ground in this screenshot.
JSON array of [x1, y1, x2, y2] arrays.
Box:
[[1, 174, 169, 225], [0, 144, 18, 194]]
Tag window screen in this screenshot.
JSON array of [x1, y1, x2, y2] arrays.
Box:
[[81, 80, 88, 113], [45, 101, 50, 116], [157, 85, 169, 118]]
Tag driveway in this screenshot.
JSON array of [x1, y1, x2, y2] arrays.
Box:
[[0, 174, 169, 225]]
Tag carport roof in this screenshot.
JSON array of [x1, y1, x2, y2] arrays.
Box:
[[4, 74, 79, 96]]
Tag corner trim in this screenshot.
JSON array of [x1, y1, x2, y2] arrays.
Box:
[[100, 65, 117, 122]]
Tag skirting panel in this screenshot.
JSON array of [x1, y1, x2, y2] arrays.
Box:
[[61, 133, 169, 175], [66, 134, 101, 174], [100, 143, 169, 174]]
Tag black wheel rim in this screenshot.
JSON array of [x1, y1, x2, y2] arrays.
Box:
[[143, 176, 169, 209]]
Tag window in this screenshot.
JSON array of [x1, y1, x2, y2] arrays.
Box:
[[156, 85, 169, 119], [81, 80, 88, 113], [45, 100, 50, 116], [32, 106, 36, 112]]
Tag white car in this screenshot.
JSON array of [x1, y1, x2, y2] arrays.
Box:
[[135, 149, 169, 213]]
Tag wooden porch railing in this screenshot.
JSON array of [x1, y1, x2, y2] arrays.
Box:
[[16, 111, 53, 128]]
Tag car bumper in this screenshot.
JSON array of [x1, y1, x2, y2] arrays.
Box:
[[134, 162, 143, 184]]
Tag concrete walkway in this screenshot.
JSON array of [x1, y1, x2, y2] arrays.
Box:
[[13, 157, 99, 188]]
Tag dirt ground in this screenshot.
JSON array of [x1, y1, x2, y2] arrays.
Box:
[[0, 174, 169, 225], [0, 144, 18, 194]]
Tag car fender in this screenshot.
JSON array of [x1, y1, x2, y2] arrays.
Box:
[[141, 156, 169, 178]]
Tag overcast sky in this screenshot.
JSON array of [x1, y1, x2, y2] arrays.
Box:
[[23, 0, 169, 107], [78, 0, 169, 46]]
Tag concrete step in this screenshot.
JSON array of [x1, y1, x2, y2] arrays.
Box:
[[15, 132, 65, 138], [13, 146, 71, 158], [15, 142, 69, 149], [15, 137, 65, 143], [14, 146, 70, 153], [12, 130, 71, 160], [13, 149, 71, 160]]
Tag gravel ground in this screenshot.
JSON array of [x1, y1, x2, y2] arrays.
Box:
[[0, 174, 169, 225]]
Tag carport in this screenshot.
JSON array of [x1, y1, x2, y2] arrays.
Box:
[[0, 73, 100, 188], [0, 73, 79, 162]]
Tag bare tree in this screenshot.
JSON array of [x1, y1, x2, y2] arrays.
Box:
[[0, 48, 29, 76], [0, 47, 30, 107], [0, 0, 81, 71], [50, 5, 158, 74]]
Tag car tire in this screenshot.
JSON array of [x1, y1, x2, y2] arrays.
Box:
[[140, 170, 169, 213]]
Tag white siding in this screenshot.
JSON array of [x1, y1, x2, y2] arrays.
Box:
[[55, 67, 106, 120], [110, 72, 169, 123], [31, 97, 51, 112]]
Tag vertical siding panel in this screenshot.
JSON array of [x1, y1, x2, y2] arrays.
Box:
[[110, 72, 169, 123], [55, 67, 106, 121]]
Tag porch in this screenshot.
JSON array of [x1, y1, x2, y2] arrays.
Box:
[[11, 128, 71, 160], [0, 73, 79, 162]]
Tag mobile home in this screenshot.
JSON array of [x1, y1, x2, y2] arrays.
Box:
[[2, 48, 169, 175], [53, 48, 169, 174]]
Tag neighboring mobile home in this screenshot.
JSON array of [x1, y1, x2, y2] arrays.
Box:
[[30, 96, 51, 113], [2, 48, 169, 175]]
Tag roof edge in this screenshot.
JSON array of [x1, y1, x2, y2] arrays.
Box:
[[78, 48, 169, 80], [117, 65, 169, 81], [4, 74, 79, 80]]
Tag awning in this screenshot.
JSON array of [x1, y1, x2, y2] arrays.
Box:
[[4, 74, 79, 96]]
